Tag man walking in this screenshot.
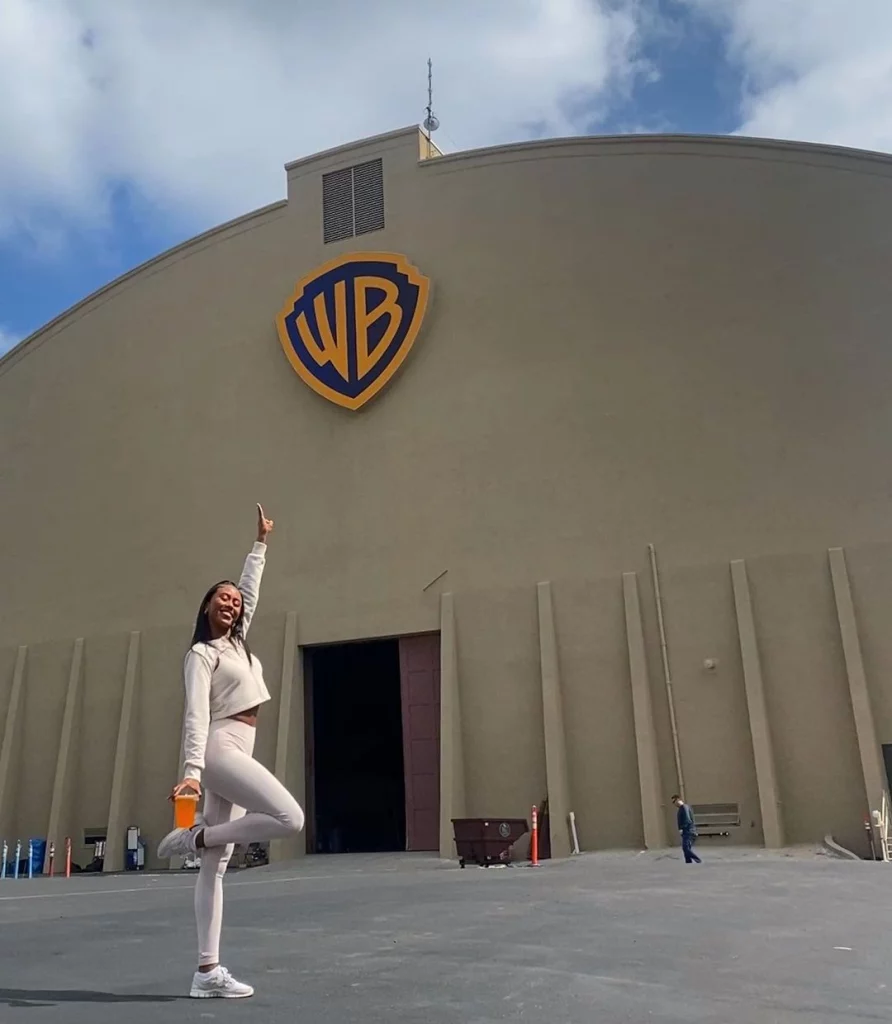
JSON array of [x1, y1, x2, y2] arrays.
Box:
[[672, 794, 701, 864]]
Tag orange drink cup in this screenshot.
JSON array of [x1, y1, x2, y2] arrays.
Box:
[[174, 793, 199, 829]]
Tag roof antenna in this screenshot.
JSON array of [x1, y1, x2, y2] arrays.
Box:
[[423, 57, 440, 152]]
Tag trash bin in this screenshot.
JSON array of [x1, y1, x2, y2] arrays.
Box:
[[29, 839, 47, 876], [125, 840, 147, 871], [125, 826, 146, 871], [451, 818, 529, 868]]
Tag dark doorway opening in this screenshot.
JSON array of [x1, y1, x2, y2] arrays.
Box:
[[306, 640, 406, 854], [883, 743, 892, 798]]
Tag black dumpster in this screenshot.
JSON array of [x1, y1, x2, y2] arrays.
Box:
[[451, 818, 529, 868]]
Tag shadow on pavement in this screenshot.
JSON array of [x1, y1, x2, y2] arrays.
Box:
[[0, 989, 182, 1007]]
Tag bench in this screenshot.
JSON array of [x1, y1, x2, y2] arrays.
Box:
[[691, 803, 740, 838]]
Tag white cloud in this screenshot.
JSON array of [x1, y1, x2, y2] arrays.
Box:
[[0, 326, 22, 355], [0, 0, 650, 239], [684, 0, 892, 154]]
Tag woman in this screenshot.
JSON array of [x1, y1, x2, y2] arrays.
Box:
[[157, 504, 305, 999]]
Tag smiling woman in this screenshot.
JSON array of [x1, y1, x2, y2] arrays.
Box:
[[157, 503, 305, 999]]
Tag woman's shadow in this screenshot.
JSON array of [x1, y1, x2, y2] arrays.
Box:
[[0, 988, 183, 1007]]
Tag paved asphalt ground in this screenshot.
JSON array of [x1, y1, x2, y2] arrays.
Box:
[[0, 847, 890, 1022]]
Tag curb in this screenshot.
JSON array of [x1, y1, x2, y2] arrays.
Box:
[[821, 835, 862, 861]]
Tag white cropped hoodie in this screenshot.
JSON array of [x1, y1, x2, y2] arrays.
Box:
[[181, 542, 272, 782]]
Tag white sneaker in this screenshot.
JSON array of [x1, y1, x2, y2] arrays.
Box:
[[156, 825, 199, 860], [190, 966, 254, 999]]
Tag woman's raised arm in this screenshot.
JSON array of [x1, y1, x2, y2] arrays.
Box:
[[237, 504, 274, 636]]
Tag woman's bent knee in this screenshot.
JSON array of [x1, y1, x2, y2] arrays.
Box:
[[278, 798, 305, 835]]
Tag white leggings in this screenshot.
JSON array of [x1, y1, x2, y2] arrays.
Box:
[[196, 719, 305, 966]]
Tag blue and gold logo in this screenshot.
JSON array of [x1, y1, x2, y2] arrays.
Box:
[[276, 252, 430, 411]]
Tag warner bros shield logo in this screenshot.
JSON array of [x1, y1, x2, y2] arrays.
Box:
[[276, 252, 431, 411]]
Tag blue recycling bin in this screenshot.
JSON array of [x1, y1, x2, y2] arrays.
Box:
[[125, 828, 146, 871], [29, 839, 46, 876]]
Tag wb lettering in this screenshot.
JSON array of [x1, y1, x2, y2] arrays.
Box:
[[296, 277, 403, 381]]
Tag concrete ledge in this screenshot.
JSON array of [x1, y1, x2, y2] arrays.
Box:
[[822, 835, 862, 861]]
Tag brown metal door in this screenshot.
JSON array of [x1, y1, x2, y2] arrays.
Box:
[[399, 633, 441, 852]]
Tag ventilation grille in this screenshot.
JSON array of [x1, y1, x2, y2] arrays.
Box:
[[353, 159, 385, 236], [691, 802, 740, 827], [322, 158, 384, 243], [322, 168, 354, 243]]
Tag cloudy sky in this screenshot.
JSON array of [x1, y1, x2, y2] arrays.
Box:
[[1, 0, 890, 354]]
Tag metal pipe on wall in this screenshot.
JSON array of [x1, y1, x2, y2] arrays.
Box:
[[648, 543, 685, 801]]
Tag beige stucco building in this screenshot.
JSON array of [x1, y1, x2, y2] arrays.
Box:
[[3, 125, 892, 872]]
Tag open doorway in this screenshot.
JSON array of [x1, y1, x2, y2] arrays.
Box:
[[305, 633, 442, 855], [306, 640, 406, 853]]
